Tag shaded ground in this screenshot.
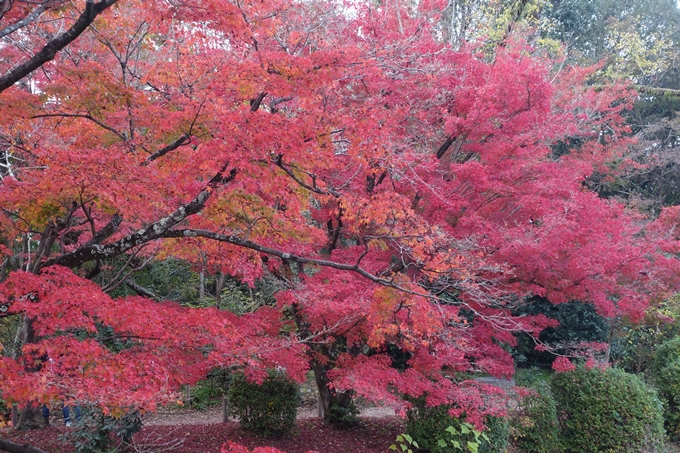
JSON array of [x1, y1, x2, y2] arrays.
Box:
[[1, 417, 405, 453]]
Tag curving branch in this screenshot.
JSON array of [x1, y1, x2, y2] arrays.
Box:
[[32, 113, 127, 141], [0, 0, 119, 93], [162, 228, 394, 286], [37, 167, 237, 270], [275, 154, 339, 197]]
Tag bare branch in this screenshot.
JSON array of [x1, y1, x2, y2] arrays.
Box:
[[32, 113, 127, 142]]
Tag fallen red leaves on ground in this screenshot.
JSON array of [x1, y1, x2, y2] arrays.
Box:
[[0, 418, 405, 453]]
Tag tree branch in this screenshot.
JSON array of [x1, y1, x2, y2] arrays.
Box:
[[37, 167, 237, 270], [250, 92, 267, 112], [0, 3, 49, 40], [0, 0, 119, 93], [31, 113, 127, 142], [633, 85, 680, 96], [275, 154, 339, 197], [162, 228, 394, 285], [436, 136, 455, 159], [124, 278, 161, 301], [84, 214, 122, 246], [142, 135, 191, 165]]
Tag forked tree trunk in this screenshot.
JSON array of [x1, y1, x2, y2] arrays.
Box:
[[311, 358, 354, 422], [290, 302, 357, 423]]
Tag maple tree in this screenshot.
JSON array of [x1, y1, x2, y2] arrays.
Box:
[[0, 0, 678, 440]]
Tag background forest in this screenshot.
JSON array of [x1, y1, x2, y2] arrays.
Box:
[[3, 0, 680, 452]]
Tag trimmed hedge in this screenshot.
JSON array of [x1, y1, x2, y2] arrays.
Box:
[[227, 371, 301, 437], [653, 337, 680, 438], [510, 381, 560, 453], [550, 367, 664, 453], [406, 399, 509, 453]]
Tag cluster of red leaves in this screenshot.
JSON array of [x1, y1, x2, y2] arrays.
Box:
[[0, 266, 307, 411], [221, 441, 318, 453]]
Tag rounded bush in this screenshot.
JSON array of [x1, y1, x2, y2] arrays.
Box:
[[653, 356, 680, 438], [479, 416, 510, 453], [406, 402, 455, 453], [406, 400, 509, 453], [227, 371, 301, 437], [550, 367, 665, 453], [654, 336, 680, 371], [510, 381, 560, 453]]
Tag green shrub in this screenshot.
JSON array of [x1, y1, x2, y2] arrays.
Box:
[[654, 336, 680, 370], [478, 416, 509, 453], [652, 340, 680, 439], [551, 367, 665, 453], [407, 402, 465, 453], [656, 360, 680, 439], [227, 370, 301, 437], [188, 368, 231, 410], [510, 381, 560, 453], [326, 398, 360, 426], [62, 406, 142, 453], [513, 297, 609, 368], [406, 399, 508, 453], [0, 396, 10, 428]]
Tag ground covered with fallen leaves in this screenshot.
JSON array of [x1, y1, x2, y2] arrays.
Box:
[[0, 417, 406, 453]]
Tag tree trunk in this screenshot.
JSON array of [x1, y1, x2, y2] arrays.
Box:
[[215, 272, 226, 309], [199, 269, 205, 302], [290, 302, 357, 424], [15, 405, 44, 431], [14, 317, 44, 430], [0, 438, 48, 453], [311, 357, 354, 423]]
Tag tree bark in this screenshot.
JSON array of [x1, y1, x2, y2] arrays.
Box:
[[13, 318, 44, 430], [311, 357, 354, 423], [0, 438, 48, 453], [199, 269, 205, 302], [215, 272, 226, 309]]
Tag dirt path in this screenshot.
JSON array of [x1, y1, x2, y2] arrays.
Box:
[[143, 376, 513, 426], [143, 405, 396, 426]]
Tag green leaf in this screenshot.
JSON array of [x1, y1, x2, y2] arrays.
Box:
[[438, 439, 448, 447], [460, 424, 471, 434], [453, 441, 461, 449], [445, 425, 458, 434], [400, 444, 408, 451], [403, 434, 413, 444], [412, 440, 419, 448], [468, 441, 479, 453], [396, 435, 405, 442], [389, 445, 398, 451]]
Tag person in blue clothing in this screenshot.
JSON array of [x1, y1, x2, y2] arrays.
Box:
[[62, 404, 81, 426], [42, 403, 81, 426]]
